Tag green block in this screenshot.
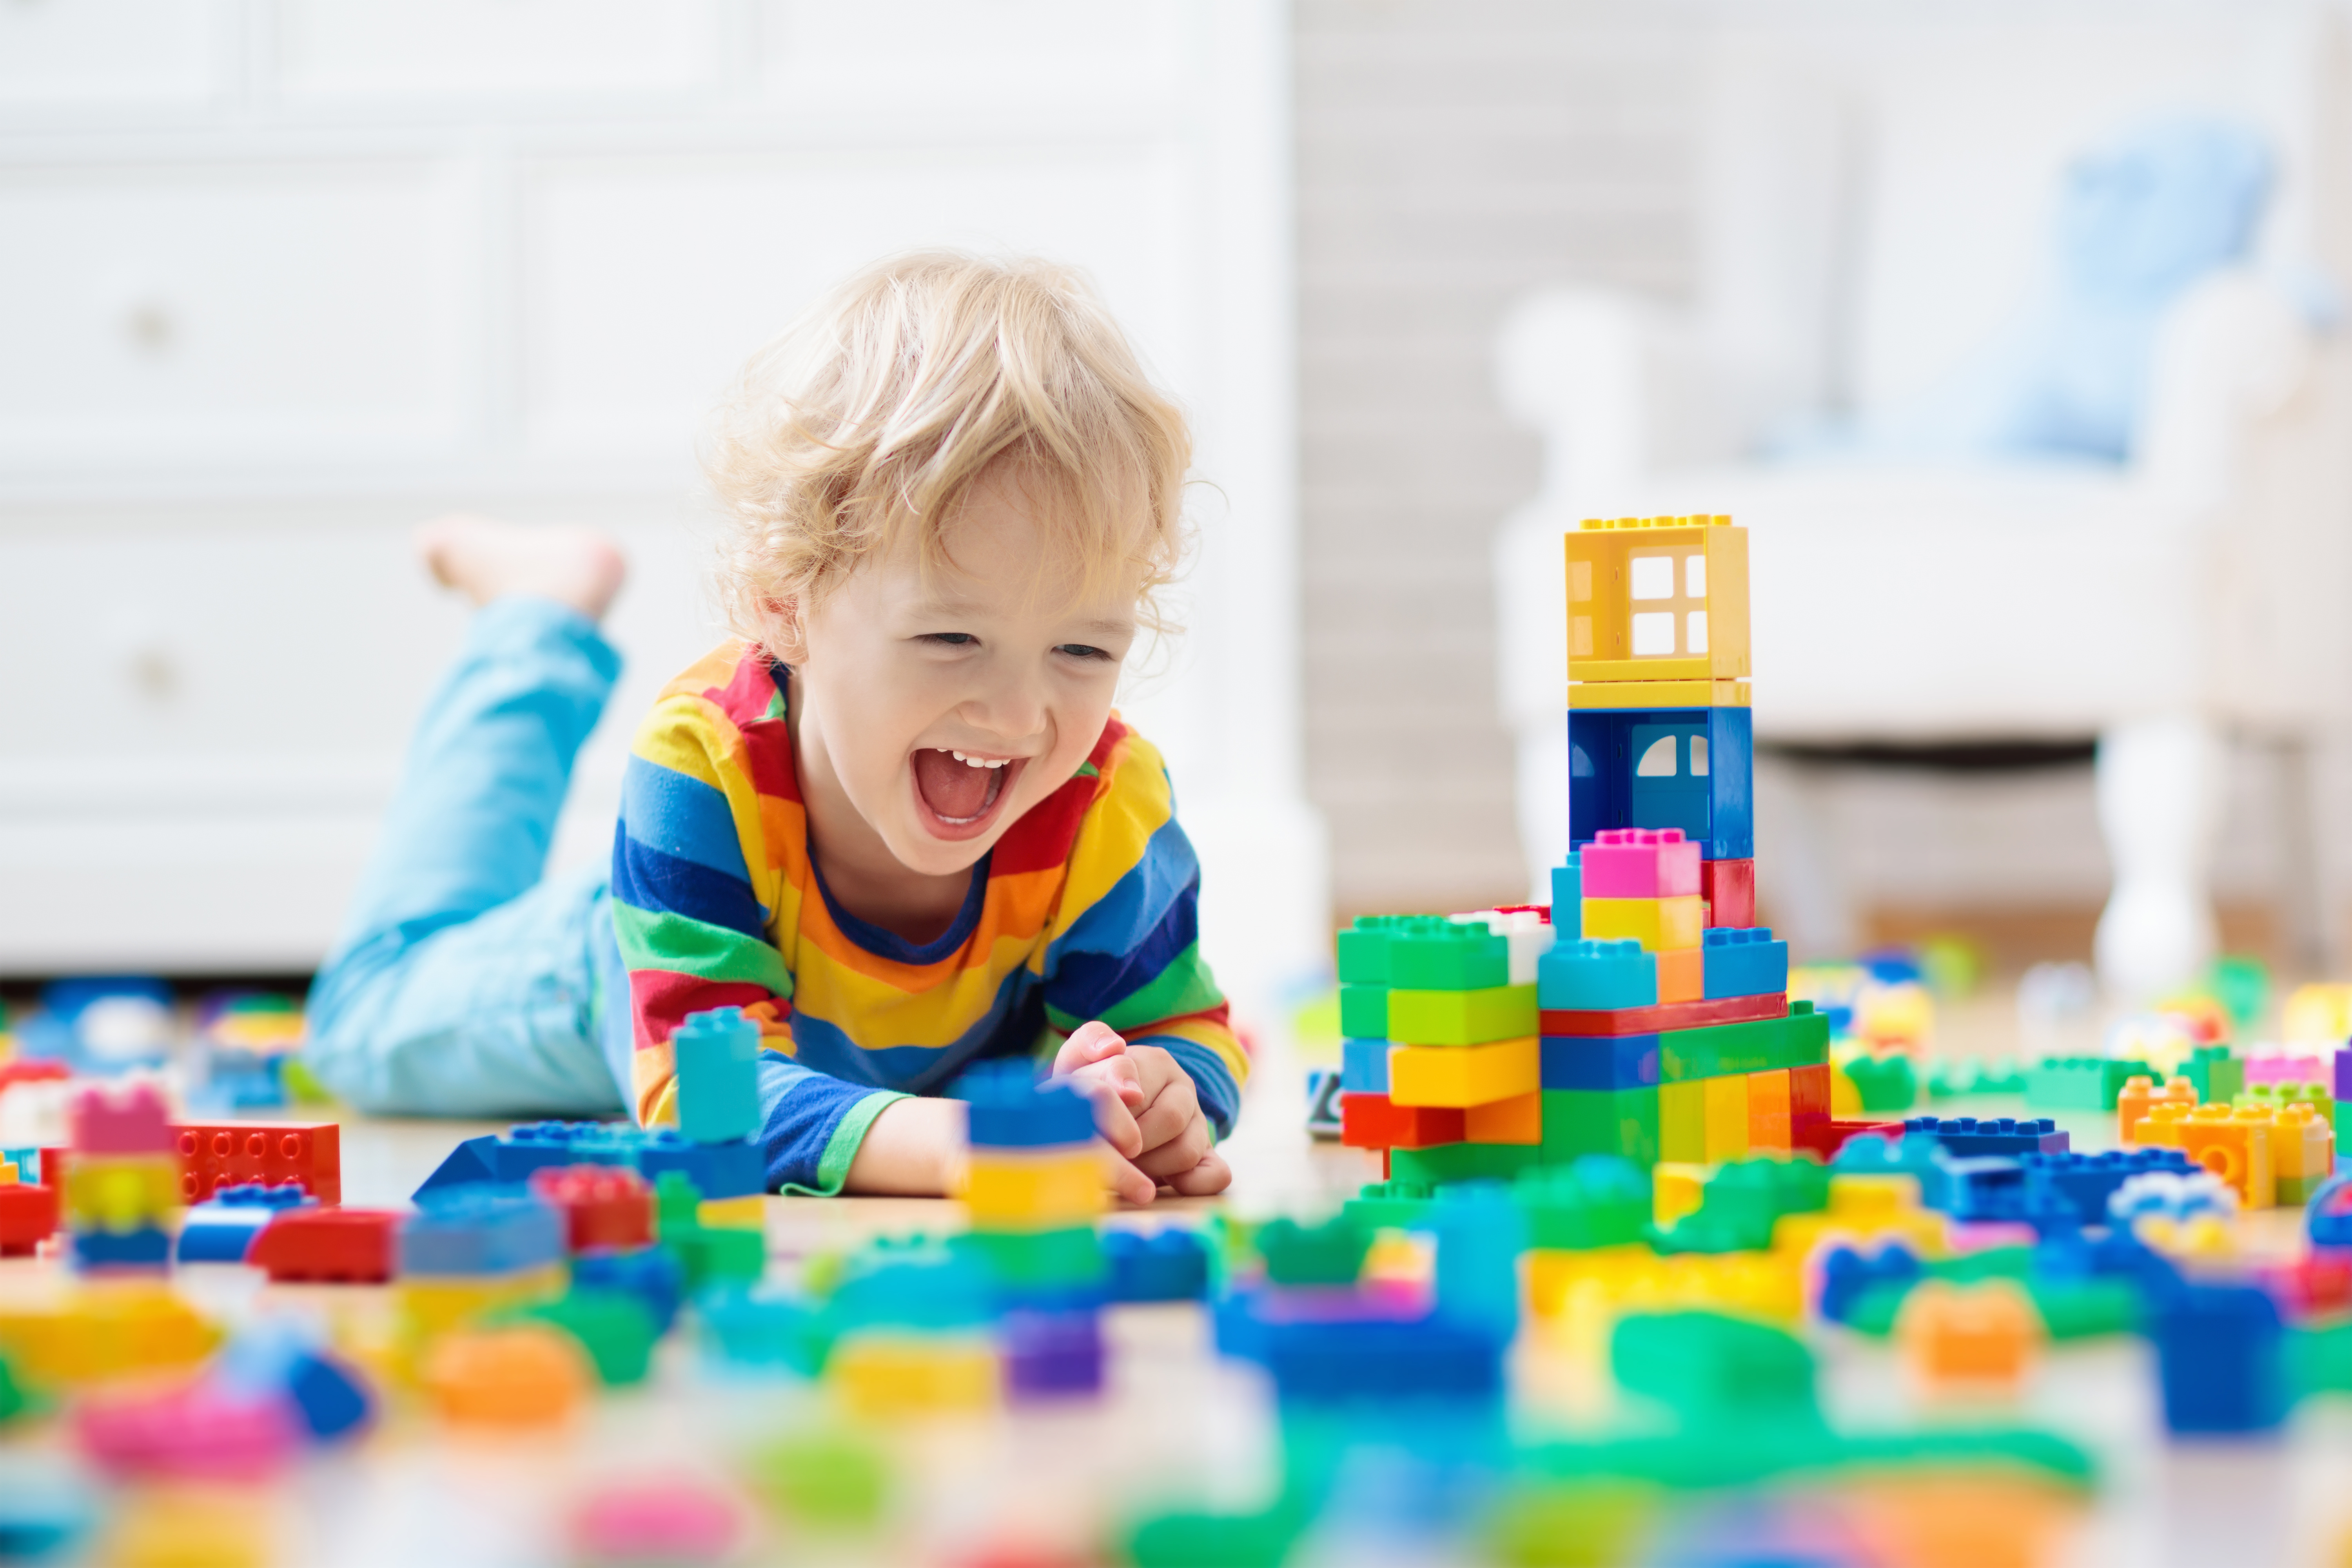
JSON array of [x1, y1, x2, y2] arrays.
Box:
[[754, 1430, 891, 1530], [666, 1223, 765, 1291], [1658, 1008, 1826, 1082], [1127, 1506, 1307, 1568], [1387, 983, 1537, 1046], [1486, 1482, 1660, 1568], [1343, 1182, 1437, 1231], [1391, 1140, 1543, 1187], [1256, 1215, 1370, 1286], [2181, 1045, 2243, 1106], [2030, 1279, 2141, 1340], [1388, 923, 1510, 991], [952, 1226, 1104, 1289], [2024, 1056, 2140, 1111], [2210, 954, 2270, 1033], [1611, 1312, 1818, 1423], [1540, 1088, 1659, 1168], [501, 1289, 658, 1385], [1336, 914, 1453, 986], [1338, 984, 1390, 1040], [1514, 1158, 1651, 1250], [1844, 1053, 1918, 1113], [1657, 1157, 1829, 1254]]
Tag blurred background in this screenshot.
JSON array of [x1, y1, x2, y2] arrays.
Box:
[[9, 0, 2352, 1039]]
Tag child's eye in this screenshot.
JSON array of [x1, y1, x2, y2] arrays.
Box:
[[920, 633, 977, 647], [1056, 644, 1112, 661]]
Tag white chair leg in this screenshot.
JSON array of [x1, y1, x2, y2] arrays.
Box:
[[2095, 716, 2223, 1002]]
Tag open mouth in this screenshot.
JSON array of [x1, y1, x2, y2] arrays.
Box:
[[910, 748, 1026, 839]]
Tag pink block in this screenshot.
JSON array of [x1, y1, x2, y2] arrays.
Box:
[[2244, 1055, 2330, 1087], [69, 1082, 172, 1155], [570, 1478, 745, 1565], [1579, 827, 1701, 898], [77, 1380, 298, 1481]]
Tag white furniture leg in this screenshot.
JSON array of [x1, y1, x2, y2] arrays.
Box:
[[2095, 716, 2223, 1003]]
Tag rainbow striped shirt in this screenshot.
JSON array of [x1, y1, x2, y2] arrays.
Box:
[[610, 643, 1245, 1192]]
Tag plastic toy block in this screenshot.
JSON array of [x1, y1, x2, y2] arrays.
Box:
[[1102, 1228, 1210, 1302], [1938, 1157, 2033, 1224], [1387, 923, 1510, 991], [2310, 1174, 2352, 1247], [1537, 938, 1657, 1012], [1452, 906, 1558, 983], [952, 1062, 1096, 1149], [1256, 1307, 1507, 1405], [1564, 514, 1750, 683], [1335, 914, 1453, 986], [1256, 1216, 1369, 1286], [1700, 857, 1756, 928], [1465, 1089, 1543, 1144], [528, 1164, 655, 1253], [1898, 1117, 2070, 1158], [216, 1322, 374, 1444], [1430, 1183, 1524, 1339], [1581, 827, 1702, 899], [423, 1323, 592, 1429], [1540, 1088, 1660, 1166], [1658, 1006, 1829, 1083], [1896, 1280, 2039, 1389], [399, 1188, 566, 1277], [1339, 1091, 1464, 1149], [1004, 1308, 1103, 1400], [1843, 1052, 1919, 1113], [1540, 1032, 1659, 1091], [650, 1173, 764, 1292], [672, 1006, 761, 1145], [397, 1267, 571, 1349], [2018, 1149, 2193, 1226], [1659, 1081, 1705, 1163], [1789, 1062, 1831, 1139], [2118, 1074, 2198, 1144], [572, 1245, 685, 1334], [1746, 1068, 1791, 1151], [1341, 1037, 1390, 1094], [498, 1289, 659, 1386], [75, 1377, 299, 1482], [2025, 1057, 2146, 1112], [2174, 1106, 2276, 1208], [1306, 1067, 1344, 1138], [2270, 1103, 2334, 1203], [1701, 1075, 1749, 1162], [1514, 1157, 1652, 1249], [172, 1122, 341, 1205], [1541, 989, 1786, 1039], [1820, 1243, 1926, 1325], [0, 1182, 58, 1257], [1657, 946, 1705, 1004], [63, 1155, 178, 1233], [249, 1208, 401, 1284], [70, 1228, 170, 1271], [1659, 1157, 1829, 1253], [2151, 1283, 2287, 1434], [1551, 856, 1582, 937], [1701, 926, 1788, 1000], [952, 1226, 1104, 1295], [829, 1331, 1000, 1416], [2179, 1046, 2244, 1107], [1338, 984, 1390, 1040], [961, 1147, 1104, 1228], [1582, 895, 1703, 953], [1569, 678, 1752, 709], [1793, 1118, 1907, 1160], [177, 1183, 314, 1263], [1388, 1038, 1539, 1108], [1389, 1140, 1543, 1186], [68, 1083, 171, 1155], [1387, 984, 1537, 1046], [1567, 705, 1755, 861], [0, 1283, 218, 1389]]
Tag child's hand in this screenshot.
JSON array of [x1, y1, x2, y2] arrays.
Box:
[[1052, 1023, 1232, 1205]]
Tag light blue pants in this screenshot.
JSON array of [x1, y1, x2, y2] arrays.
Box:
[[305, 596, 632, 1118]]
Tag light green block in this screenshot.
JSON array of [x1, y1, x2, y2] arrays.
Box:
[[1387, 984, 1538, 1046]]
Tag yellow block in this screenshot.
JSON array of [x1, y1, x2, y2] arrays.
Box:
[[63, 1155, 180, 1233], [0, 1281, 219, 1389], [2272, 1102, 2335, 1183], [397, 1264, 567, 1348], [1652, 1163, 1707, 1226], [960, 1150, 1105, 1227], [1388, 1037, 1539, 1109], [1659, 1080, 1706, 1164], [1829, 1062, 1861, 1117], [1564, 515, 1751, 684], [1702, 1075, 1750, 1162], [2283, 982, 2352, 1046], [1526, 1244, 1801, 1325], [829, 1332, 998, 1419], [1568, 679, 1751, 710], [1774, 1174, 1948, 1260], [1582, 896, 1702, 953], [698, 1195, 767, 1232]]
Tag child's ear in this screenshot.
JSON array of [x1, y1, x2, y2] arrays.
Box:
[[764, 595, 810, 664]]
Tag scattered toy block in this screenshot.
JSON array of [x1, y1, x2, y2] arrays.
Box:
[[2151, 1284, 2287, 1434], [2018, 1149, 2193, 1226], [1583, 895, 1703, 953], [400, 1189, 567, 1277], [2024, 1057, 2145, 1112], [1102, 1228, 1210, 1303], [1387, 985, 1538, 1046], [1388, 1039, 1540, 1109], [2271, 1102, 2335, 1205], [1541, 990, 1786, 1039], [1898, 1117, 2070, 1159], [1465, 1090, 1543, 1145], [961, 1147, 1104, 1229], [528, 1165, 655, 1253], [2118, 1074, 2198, 1144], [172, 1122, 342, 1205], [176, 1183, 313, 1264], [69, 1084, 171, 1155], [1700, 857, 1755, 928], [0, 1183, 58, 1257], [1701, 927, 1788, 1000], [249, 1209, 401, 1284], [2175, 1107, 2276, 1208], [1897, 1280, 2040, 1390], [1580, 828, 1700, 899], [672, 1008, 761, 1146], [1339, 1093, 1465, 1151]]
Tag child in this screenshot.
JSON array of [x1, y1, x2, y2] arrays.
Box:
[[305, 252, 1243, 1204]]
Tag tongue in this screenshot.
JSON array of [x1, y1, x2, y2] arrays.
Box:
[[914, 749, 993, 820]]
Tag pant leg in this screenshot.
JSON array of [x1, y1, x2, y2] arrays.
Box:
[[305, 596, 628, 1117]]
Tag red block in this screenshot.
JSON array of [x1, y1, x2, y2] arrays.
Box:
[[172, 1122, 341, 1205], [1789, 1062, 1831, 1137], [1700, 859, 1756, 928], [529, 1164, 655, 1252], [0, 1061, 69, 1093], [1793, 1117, 1904, 1161], [1540, 992, 1787, 1038], [0, 1184, 59, 1258], [1340, 1093, 1466, 1151], [248, 1208, 398, 1284]]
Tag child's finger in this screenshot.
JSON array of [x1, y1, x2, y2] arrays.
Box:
[[1069, 1079, 1143, 1158], [1133, 1115, 1214, 1181], [1163, 1150, 1232, 1197], [1051, 1021, 1128, 1076], [1130, 1079, 1201, 1154], [1100, 1142, 1158, 1206]]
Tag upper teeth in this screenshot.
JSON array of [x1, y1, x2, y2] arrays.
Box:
[[950, 751, 1009, 769]]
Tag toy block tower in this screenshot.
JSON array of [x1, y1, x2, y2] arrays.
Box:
[[65, 1082, 180, 1273]]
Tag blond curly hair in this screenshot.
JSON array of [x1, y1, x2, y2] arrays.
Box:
[[704, 251, 1192, 654]]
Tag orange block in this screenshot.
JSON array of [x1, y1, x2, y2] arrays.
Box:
[[1656, 947, 1704, 1004], [2178, 1105, 2275, 1208], [1896, 1280, 2041, 1390], [2119, 1074, 2196, 1145], [1465, 1091, 1543, 1145], [424, 1325, 591, 1429], [1746, 1069, 1791, 1153]]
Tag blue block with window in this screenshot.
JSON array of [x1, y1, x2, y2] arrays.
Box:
[[1566, 706, 1753, 860]]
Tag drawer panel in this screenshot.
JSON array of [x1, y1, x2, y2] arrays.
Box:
[[0, 0, 218, 109], [276, 0, 723, 100]]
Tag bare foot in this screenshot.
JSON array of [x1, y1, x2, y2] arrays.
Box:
[[416, 514, 628, 621]]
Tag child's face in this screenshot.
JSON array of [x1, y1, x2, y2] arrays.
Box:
[[793, 462, 1142, 878]]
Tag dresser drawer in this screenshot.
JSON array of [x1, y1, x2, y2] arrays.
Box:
[[0, 0, 218, 110]]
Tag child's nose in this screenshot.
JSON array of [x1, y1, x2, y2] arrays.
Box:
[[964, 671, 1049, 738]]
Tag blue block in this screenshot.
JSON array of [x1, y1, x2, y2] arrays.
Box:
[[1104, 1227, 1212, 1302], [1700, 926, 1788, 1000], [2151, 1283, 2288, 1434], [1540, 1033, 1661, 1091], [2025, 1148, 2196, 1227], [398, 1187, 566, 1276], [414, 1121, 765, 1202], [178, 1183, 315, 1263], [673, 1006, 762, 1145], [1833, 1131, 1954, 1209], [1900, 1116, 2070, 1158], [635, 1136, 764, 1200], [952, 1060, 1096, 1148], [1341, 1038, 1391, 1094], [1550, 855, 1582, 938], [1431, 1185, 1523, 1341], [1568, 706, 1754, 861], [218, 1321, 374, 1442], [1941, 1157, 2029, 1222], [1818, 1242, 1922, 1324], [1260, 1314, 1506, 1404], [575, 1244, 687, 1333], [1536, 938, 1657, 1011], [71, 1228, 170, 1270]]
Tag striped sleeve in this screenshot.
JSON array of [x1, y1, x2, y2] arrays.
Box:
[[1038, 732, 1249, 1137]]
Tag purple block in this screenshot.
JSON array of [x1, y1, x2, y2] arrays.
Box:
[[1004, 1311, 1103, 1401], [2336, 1048, 2352, 1101]]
